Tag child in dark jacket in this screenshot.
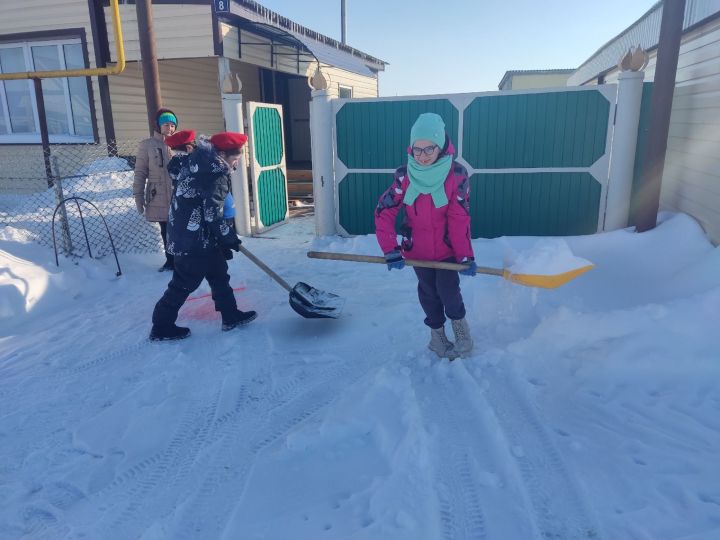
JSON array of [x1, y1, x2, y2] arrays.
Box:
[[375, 113, 476, 359], [149, 132, 256, 341]]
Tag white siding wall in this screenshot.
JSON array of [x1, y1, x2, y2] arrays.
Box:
[[109, 58, 224, 144], [322, 66, 378, 98], [507, 73, 571, 90], [600, 18, 720, 243], [105, 4, 214, 62]]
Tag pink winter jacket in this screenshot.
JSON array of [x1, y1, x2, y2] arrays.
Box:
[[375, 144, 474, 262]]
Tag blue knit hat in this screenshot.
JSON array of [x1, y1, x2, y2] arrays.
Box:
[[410, 113, 446, 147]]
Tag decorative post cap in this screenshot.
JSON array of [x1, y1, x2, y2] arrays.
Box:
[[308, 67, 329, 91], [618, 45, 649, 72], [222, 73, 242, 93]]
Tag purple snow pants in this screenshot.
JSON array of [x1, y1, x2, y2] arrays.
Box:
[[413, 260, 466, 329]]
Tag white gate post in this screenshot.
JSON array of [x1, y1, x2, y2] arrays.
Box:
[[309, 72, 336, 236], [222, 92, 252, 237], [605, 64, 646, 230]]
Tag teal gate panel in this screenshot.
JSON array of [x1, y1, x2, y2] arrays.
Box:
[[335, 99, 459, 170], [470, 172, 602, 238], [463, 90, 610, 168], [337, 173, 389, 236], [257, 168, 288, 228], [246, 102, 288, 233], [332, 86, 615, 238]]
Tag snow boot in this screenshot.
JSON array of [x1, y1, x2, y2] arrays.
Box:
[[428, 326, 457, 359], [221, 309, 257, 331], [450, 318, 473, 357], [158, 257, 174, 272], [149, 324, 190, 341]]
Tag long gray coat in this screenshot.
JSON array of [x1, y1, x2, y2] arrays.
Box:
[[133, 132, 173, 222]]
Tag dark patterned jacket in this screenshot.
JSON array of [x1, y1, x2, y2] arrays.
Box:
[[165, 140, 238, 256]]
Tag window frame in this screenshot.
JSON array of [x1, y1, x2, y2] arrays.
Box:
[[0, 33, 97, 144], [338, 85, 353, 99]]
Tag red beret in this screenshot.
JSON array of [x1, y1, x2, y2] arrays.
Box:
[[165, 129, 195, 149], [210, 132, 248, 151]]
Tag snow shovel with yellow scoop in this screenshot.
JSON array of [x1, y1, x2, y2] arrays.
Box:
[[306, 251, 593, 289]]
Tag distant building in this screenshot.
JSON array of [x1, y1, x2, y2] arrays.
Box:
[[498, 69, 575, 91], [569, 0, 720, 244]]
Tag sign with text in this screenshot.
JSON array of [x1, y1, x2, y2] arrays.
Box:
[[213, 0, 230, 13]]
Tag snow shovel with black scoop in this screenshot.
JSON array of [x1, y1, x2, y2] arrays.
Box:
[[238, 245, 344, 318], [306, 251, 593, 289]]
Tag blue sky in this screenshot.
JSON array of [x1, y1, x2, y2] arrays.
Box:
[[256, 0, 658, 96]]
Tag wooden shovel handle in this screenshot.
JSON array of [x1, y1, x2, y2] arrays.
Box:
[[306, 251, 504, 276], [239, 244, 292, 291]]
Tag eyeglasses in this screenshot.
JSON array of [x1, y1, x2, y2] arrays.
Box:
[[411, 144, 438, 157]]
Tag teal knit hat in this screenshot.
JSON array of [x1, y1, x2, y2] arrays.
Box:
[[410, 113, 446, 148], [156, 108, 178, 129]]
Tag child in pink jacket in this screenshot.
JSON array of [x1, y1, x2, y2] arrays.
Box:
[[375, 113, 476, 359]]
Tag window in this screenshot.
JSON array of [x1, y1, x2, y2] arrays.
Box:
[[338, 85, 353, 99], [0, 39, 93, 143]]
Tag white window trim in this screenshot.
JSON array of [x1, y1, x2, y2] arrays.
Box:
[[0, 38, 93, 144], [338, 84, 353, 98]]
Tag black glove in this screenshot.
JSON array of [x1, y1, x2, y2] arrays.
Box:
[[222, 248, 234, 260], [229, 235, 242, 252]]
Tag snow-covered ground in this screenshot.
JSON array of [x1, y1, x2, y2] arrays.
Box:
[[1, 212, 719, 539]]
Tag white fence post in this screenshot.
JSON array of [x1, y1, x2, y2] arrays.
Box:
[[222, 92, 252, 237], [309, 87, 336, 236], [605, 70, 645, 231]]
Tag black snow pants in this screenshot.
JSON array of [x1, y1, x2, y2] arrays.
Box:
[[152, 248, 237, 327]]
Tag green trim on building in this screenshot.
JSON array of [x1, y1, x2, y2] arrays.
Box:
[[335, 100, 459, 170], [463, 90, 610, 168]]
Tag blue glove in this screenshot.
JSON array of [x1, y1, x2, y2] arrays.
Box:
[[385, 249, 405, 271], [459, 258, 477, 277]]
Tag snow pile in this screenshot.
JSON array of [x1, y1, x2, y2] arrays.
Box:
[[507, 238, 593, 275], [0, 212, 718, 539]]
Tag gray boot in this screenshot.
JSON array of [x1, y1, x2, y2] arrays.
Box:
[[428, 326, 456, 359], [451, 318, 473, 357]]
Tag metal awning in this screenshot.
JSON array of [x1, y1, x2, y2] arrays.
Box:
[[289, 32, 375, 77], [221, 15, 378, 78]]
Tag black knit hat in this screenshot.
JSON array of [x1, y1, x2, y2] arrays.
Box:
[[155, 108, 178, 130]]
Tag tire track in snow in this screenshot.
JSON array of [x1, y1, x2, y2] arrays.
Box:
[[462, 361, 601, 539], [81, 352, 382, 538], [171, 354, 385, 539], [407, 358, 489, 540]]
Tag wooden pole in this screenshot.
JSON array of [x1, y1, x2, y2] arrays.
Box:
[[635, 0, 686, 232], [135, 0, 162, 136], [33, 78, 54, 187]]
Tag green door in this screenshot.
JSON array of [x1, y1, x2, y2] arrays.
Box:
[[246, 102, 289, 233]]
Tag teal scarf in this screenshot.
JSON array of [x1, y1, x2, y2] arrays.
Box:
[[404, 154, 452, 207]]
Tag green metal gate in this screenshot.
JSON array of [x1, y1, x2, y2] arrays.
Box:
[[332, 86, 616, 238], [246, 102, 289, 234]]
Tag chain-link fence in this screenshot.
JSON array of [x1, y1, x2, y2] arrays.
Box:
[[0, 140, 165, 259]]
